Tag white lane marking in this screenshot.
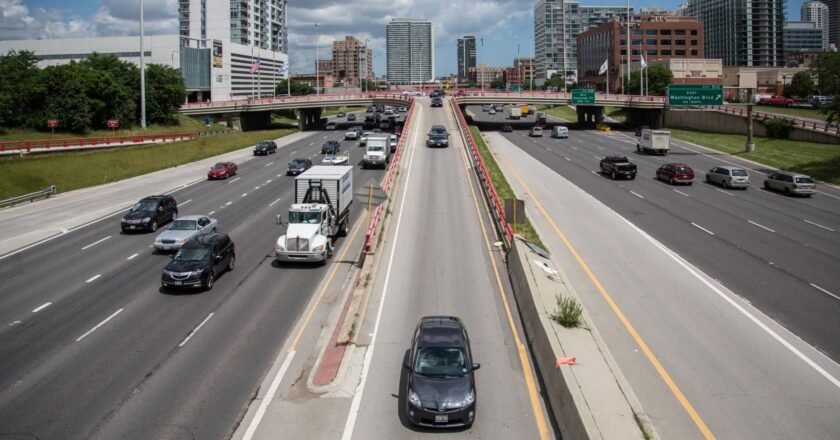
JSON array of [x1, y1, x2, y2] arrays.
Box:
[[715, 188, 734, 196], [254, 186, 260, 190], [564, 157, 572, 162], [748, 220, 776, 233], [268, 198, 282, 207], [85, 274, 102, 283], [816, 190, 840, 200], [242, 351, 297, 440], [590, 171, 599, 175], [265, 162, 274, 167], [571, 146, 578, 150], [225, 201, 233, 206], [241, 193, 248, 197], [810, 283, 840, 301], [803, 219, 835, 232], [227, 177, 241, 183], [277, 174, 283, 177], [32, 302, 52, 313], [309, 142, 314, 146], [289, 150, 297, 156], [266, 179, 272, 184], [178, 313, 215, 347], [673, 189, 690, 197], [180, 199, 193, 206], [76, 308, 124, 342], [620, 215, 840, 390], [126, 253, 139, 260], [593, 155, 601, 159], [342, 104, 422, 440], [208, 211, 216, 216], [630, 191, 645, 199], [692, 222, 715, 235], [81, 235, 111, 250]]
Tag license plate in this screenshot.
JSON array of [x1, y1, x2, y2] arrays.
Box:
[[129, 226, 136, 229], [435, 415, 448, 423], [172, 281, 182, 286]]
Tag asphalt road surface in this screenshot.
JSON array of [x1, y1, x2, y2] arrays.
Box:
[[0, 129, 385, 439]]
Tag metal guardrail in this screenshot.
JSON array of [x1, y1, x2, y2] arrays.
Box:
[[0, 185, 56, 209], [0, 132, 198, 155]]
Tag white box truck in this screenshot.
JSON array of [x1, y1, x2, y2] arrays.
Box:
[[508, 107, 522, 120], [362, 135, 390, 169], [637, 129, 671, 155], [275, 166, 352, 264]]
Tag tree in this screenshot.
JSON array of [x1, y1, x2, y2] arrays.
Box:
[[811, 52, 840, 123], [0, 50, 44, 129], [625, 65, 673, 96], [275, 79, 314, 96], [144, 64, 187, 125], [361, 79, 379, 92], [784, 71, 816, 99], [542, 72, 565, 91], [80, 54, 138, 128], [40, 63, 95, 133], [489, 77, 506, 90]]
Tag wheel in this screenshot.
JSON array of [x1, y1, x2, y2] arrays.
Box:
[[150, 220, 158, 232], [227, 255, 235, 271], [705, 175, 712, 184], [327, 242, 334, 259], [784, 187, 791, 195], [611, 171, 616, 180], [630, 175, 636, 180], [172, 211, 178, 221], [636, 144, 641, 153], [212, 227, 217, 233], [670, 178, 676, 185], [204, 272, 215, 290], [721, 180, 728, 189], [764, 181, 770, 190], [339, 220, 349, 237]]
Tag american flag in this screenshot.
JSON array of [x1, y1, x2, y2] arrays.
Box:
[[249, 61, 260, 74]]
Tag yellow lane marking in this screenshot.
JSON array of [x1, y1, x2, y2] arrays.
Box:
[[453, 117, 551, 440], [288, 209, 365, 352], [498, 152, 716, 440]]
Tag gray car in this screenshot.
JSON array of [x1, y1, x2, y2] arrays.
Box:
[[706, 166, 750, 189], [154, 215, 218, 251], [764, 171, 816, 197]]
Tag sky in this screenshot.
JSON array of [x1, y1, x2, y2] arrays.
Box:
[[0, 0, 810, 77]]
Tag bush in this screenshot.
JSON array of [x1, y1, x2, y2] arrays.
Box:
[[761, 118, 794, 139], [550, 296, 583, 328]]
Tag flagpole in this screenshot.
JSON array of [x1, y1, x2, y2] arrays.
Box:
[[606, 59, 610, 94]]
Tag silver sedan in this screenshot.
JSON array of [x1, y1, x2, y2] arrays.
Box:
[[154, 215, 218, 251]]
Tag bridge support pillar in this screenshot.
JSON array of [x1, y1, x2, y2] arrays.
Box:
[[576, 106, 604, 127], [297, 108, 323, 131], [239, 111, 272, 131], [626, 108, 664, 129]]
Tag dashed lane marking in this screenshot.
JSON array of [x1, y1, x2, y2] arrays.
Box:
[[76, 308, 123, 342], [81, 235, 111, 250], [748, 220, 776, 233], [692, 223, 715, 235], [810, 283, 840, 301], [673, 189, 690, 197], [127, 253, 139, 260], [803, 219, 835, 232], [85, 274, 101, 283], [32, 302, 51, 313], [630, 191, 645, 199], [178, 313, 215, 347]]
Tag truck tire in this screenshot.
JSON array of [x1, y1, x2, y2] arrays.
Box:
[[339, 220, 349, 237], [636, 144, 641, 153]]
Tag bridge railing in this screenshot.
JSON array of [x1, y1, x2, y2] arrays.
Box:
[[454, 90, 666, 103], [181, 92, 411, 110], [0, 132, 198, 154]]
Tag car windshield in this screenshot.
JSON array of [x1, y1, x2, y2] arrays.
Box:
[[131, 201, 158, 212], [289, 211, 321, 224], [212, 163, 228, 169], [796, 177, 815, 184], [170, 220, 197, 230], [175, 247, 210, 261], [431, 129, 446, 136], [731, 169, 748, 176], [414, 347, 469, 377], [368, 146, 384, 152], [290, 159, 307, 166], [676, 167, 692, 173]]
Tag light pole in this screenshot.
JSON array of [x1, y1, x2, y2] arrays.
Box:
[[626, 0, 631, 95], [481, 37, 485, 91], [315, 23, 320, 95], [139, 0, 146, 128]]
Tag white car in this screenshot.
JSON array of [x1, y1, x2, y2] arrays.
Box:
[[402, 90, 422, 97], [389, 134, 398, 152], [154, 215, 217, 252], [345, 128, 360, 140], [489, 109, 497, 115], [322, 153, 349, 165]]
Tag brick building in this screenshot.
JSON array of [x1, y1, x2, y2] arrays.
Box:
[[577, 15, 704, 92], [504, 57, 536, 87], [331, 36, 373, 87]]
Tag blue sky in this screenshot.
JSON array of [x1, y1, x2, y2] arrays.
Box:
[[1, 0, 811, 77]]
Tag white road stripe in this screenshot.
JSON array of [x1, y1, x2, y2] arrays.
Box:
[[803, 219, 835, 232], [715, 188, 734, 196], [208, 211, 216, 215], [266, 179, 272, 184], [242, 351, 296, 440], [127, 253, 139, 260], [748, 220, 776, 233], [85, 274, 102, 283], [309, 142, 314, 146], [673, 189, 690, 197], [81, 235, 111, 250], [593, 155, 601, 159], [590, 171, 599, 175], [180, 199, 193, 206], [630, 191, 645, 199], [225, 201, 233, 206], [32, 302, 52, 313], [290, 150, 297, 156], [76, 308, 123, 342], [265, 162, 274, 167], [268, 198, 282, 207], [810, 283, 840, 301], [241, 193, 248, 197], [178, 313, 215, 347], [564, 157, 572, 162], [227, 177, 241, 183], [254, 186, 260, 190], [692, 222, 715, 235], [571, 146, 578, 150]]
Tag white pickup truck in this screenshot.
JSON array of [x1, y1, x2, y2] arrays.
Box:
[[275, 166, 352, 264]]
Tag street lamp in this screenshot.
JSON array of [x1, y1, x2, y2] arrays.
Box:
[[315, 23, 320, 95]]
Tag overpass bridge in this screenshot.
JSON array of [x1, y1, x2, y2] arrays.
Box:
[[179, 93, 412, 130]]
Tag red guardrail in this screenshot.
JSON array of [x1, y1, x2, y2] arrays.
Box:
[[451, 98, 514, 245], [0, 132, 198, 153], [182, 93, 412, 110], [710, 105, 840, 134], [363, 97, 416, 252]]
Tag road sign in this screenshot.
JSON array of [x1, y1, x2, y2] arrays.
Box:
[[571, 89, 596, 105], [107, 119, 120, 128], [47, 119, 58, 128], [667, 84, 723, 106], [353, 178, 388, 209]]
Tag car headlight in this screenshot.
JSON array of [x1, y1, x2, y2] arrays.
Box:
[[408, 389, 422, 407], [191, 268, 205, 277], [163, 270, 173, 276], [313, 244, 325, 252], [121, 218, 127, 223], [176, 238, 187, 244], [443, 389, 474, 409], [275, 243, 285, 252], [142, 217, 151, 223]]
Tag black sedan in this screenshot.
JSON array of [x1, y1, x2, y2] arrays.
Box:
[[287, 158, 312, 176], [501, 125, 513, 133], [404, 316, 479, 428], [253, 140, 278, 155], [161, 234, 235, 291]]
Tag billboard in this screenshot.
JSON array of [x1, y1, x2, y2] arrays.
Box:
[[213, 40, 223, 68]]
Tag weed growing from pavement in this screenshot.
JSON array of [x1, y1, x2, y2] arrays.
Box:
[[363, 273, 371, 288], [550, 295, 583, 328], [634, 413, 654, 440]]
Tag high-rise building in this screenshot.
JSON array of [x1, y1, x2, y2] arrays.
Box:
[[785, 22, 826, 53], [386, 19, 434, 84], [179, 0, 289, 100], [331, 36, 373, 87], [802, 1, 830, 50], [457, 36, 477, 82], [686, 0, 784, 66], [534, 0, 627, 82], [823, 0, 839, 47]]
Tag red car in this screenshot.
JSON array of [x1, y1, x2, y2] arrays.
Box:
[[758, 95, 793, 106], [208, 162, 237, 180], [656, 163, 695, 185]]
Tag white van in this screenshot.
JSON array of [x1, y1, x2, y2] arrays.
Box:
[[551, 126, 569, 139]]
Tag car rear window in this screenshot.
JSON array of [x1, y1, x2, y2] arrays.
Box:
[[731, 169, 748, 176], [617, 164, 636, 170], [796, 177, 815, 184], [676, 167, 692, 174]]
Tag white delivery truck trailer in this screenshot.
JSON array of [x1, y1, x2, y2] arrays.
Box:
[[637, 129, 671, 155], [275, 166, 353, 264], [508, 107, 522, 120], [362, 135, 390, 169]]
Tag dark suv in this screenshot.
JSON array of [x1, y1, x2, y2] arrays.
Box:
[[121, 195, 178, 232], [322, 140, 341, 154], [600, 156, 637, 180], [404, 316, 479, 429], [161, 233, 235, 291], [426, 125, 450, 148], [253, 140, 278, 155], [431, 97, 443, 107]]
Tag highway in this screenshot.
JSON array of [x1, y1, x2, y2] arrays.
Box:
[[470, 106, 840, 439], [0, 125, 386, 439]]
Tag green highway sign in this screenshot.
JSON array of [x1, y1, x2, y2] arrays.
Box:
[[571, 89, 596, 105], [667, 84, 723, 106]]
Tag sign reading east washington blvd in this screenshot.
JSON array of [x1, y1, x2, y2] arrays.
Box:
[[667, 84, 724, 106], [571, 89, 596, 105]]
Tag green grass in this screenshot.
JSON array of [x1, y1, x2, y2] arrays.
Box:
[[0, 128, 296, 199], [726, 104, 827, 122], [0, 114, 231, 142], [469, 126, 547, 249], [538, 105, 577, 122], [670, 128, 840, 184], [605, 107, 627, 123], [321, 106, 365, 117]]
